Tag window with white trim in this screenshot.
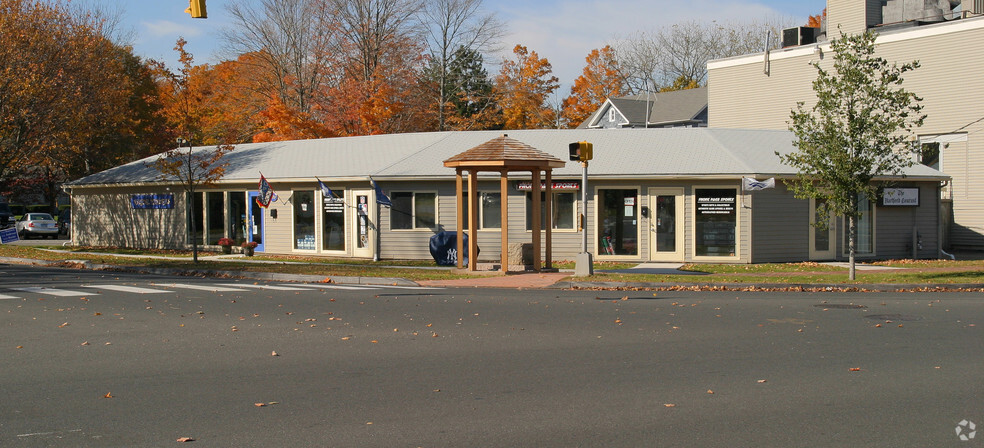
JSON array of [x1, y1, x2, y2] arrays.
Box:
[[526, 192, 577, 231], [461, 192, 501, 230], [391, 192, 437, 230]]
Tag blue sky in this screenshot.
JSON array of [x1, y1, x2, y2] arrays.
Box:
[[101, 0, 824, 90]]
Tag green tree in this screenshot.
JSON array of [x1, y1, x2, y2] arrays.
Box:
[[437, 47, 500, 130], [780, 31, 925, 279]]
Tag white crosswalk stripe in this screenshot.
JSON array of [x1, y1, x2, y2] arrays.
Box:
[[151, 283, 248, 292], [82, 285, 174, 294], [0, 294, 22, 300], [218, 283, 311, 291], [9, 287, 97, 297]]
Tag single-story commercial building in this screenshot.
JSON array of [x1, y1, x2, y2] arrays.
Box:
[[64, 128, 948, 264]]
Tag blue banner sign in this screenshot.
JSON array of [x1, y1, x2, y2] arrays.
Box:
[[0, 227, 19, 244], [131, 194, 174, 209]]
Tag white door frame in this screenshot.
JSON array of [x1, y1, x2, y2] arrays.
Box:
[[648, 187, 685, 262], [351, 190, 374, 258]]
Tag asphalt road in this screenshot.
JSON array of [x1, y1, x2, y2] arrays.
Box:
[[1, 264, 982, 447]]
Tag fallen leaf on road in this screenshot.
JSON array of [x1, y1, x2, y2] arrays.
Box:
[[104, 392, 113, 398], [271, 351, 279, 356], [664, 404, 676, 407], [254, 403, 267, 407], [176, 437, 195, 442], [81, 341, 90, 346], [58, 322, 69, 328], [757, 379, 767, 383], [849, 367, 861, 371], [707, 390, 714, 394]]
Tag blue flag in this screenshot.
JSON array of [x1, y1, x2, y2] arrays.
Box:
[[317, 177, 335, 199], [257, 174, 278, 208], [370, 177, 391, 207]]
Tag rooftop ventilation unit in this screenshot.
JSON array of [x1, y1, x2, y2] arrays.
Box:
[[781, 27, 819, 48]]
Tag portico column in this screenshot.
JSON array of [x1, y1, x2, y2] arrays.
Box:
[[455, 169, 464, 269], [500, 171, 509, 272]]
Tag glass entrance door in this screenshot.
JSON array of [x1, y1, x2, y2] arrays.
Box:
[[247, 191, 265, 252], [597, 189, 638, 257], [810, 198, 835, 260], [649, 188, 684, 261]]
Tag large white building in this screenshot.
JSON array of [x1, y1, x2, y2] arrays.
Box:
[[708, 0, 984, 250]]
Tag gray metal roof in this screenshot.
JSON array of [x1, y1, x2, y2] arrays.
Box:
[[66, 128, 947, 186], [581, 88, 708, 129]]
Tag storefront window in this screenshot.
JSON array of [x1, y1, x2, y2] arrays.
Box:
[[207, 191, 224, 245], [391, 192, 437, 229], [526, 192, 576, 230], [597, 189, 637, 255], [848, 193, 874, 255], [322, 190, 346, 251], [188, 192, 204, 245], [482, 192, 501, 229], [228, 191, 247, 244], [695, 188, 736, 257], [293, 190, 316, 250]]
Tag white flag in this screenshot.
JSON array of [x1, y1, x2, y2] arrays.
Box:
[[743, 177, 775, 191]]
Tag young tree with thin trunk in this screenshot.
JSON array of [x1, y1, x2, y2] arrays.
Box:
[[780, 31, 925, 280], [147, 141, 234, 263]]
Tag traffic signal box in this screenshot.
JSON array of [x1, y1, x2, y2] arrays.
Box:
[[186, 0, 207, 18], [569, 141, 593, 162]]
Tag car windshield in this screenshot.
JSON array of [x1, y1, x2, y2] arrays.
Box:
[[28, 213, 53, 221]]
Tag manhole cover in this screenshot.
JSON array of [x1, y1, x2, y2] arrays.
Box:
[[863, 313, 923, 322], [813, 304, 867, 309]]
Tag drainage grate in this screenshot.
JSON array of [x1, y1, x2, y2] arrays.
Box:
[[864, 313, 923, 322], [813, 304, 867, 309]]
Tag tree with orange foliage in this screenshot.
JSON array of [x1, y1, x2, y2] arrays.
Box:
[[561, 46, 625, 128], [495, 45, 560, 129], [807, 8, 826, 28], [0, 0, 142, 207]]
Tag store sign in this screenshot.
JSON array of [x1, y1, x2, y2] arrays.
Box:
[[696, 193, 736, 215], [323, 196, 345, 214], [515, 181, 580, 191], [130, 194, 174, 209], [881, 188, 919, 206]]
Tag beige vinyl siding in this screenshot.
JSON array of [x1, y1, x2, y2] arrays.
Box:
[[827, 0, 869, 36], [260, 200, 292, 254], [709, 19, 984, 248], [748, 181, 811, 263], [874, 184, 941, 259], [947, 138, 984, 246], [73, 187, 186, 249]]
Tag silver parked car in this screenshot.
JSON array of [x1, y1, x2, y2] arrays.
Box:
[[17, 213, 59, 239]]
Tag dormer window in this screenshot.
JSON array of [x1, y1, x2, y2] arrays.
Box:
[[608, 108, 616, 122]]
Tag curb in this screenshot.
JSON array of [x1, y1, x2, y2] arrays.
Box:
[[552, 280, 984, 292], [0, 256, 418, 287]]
